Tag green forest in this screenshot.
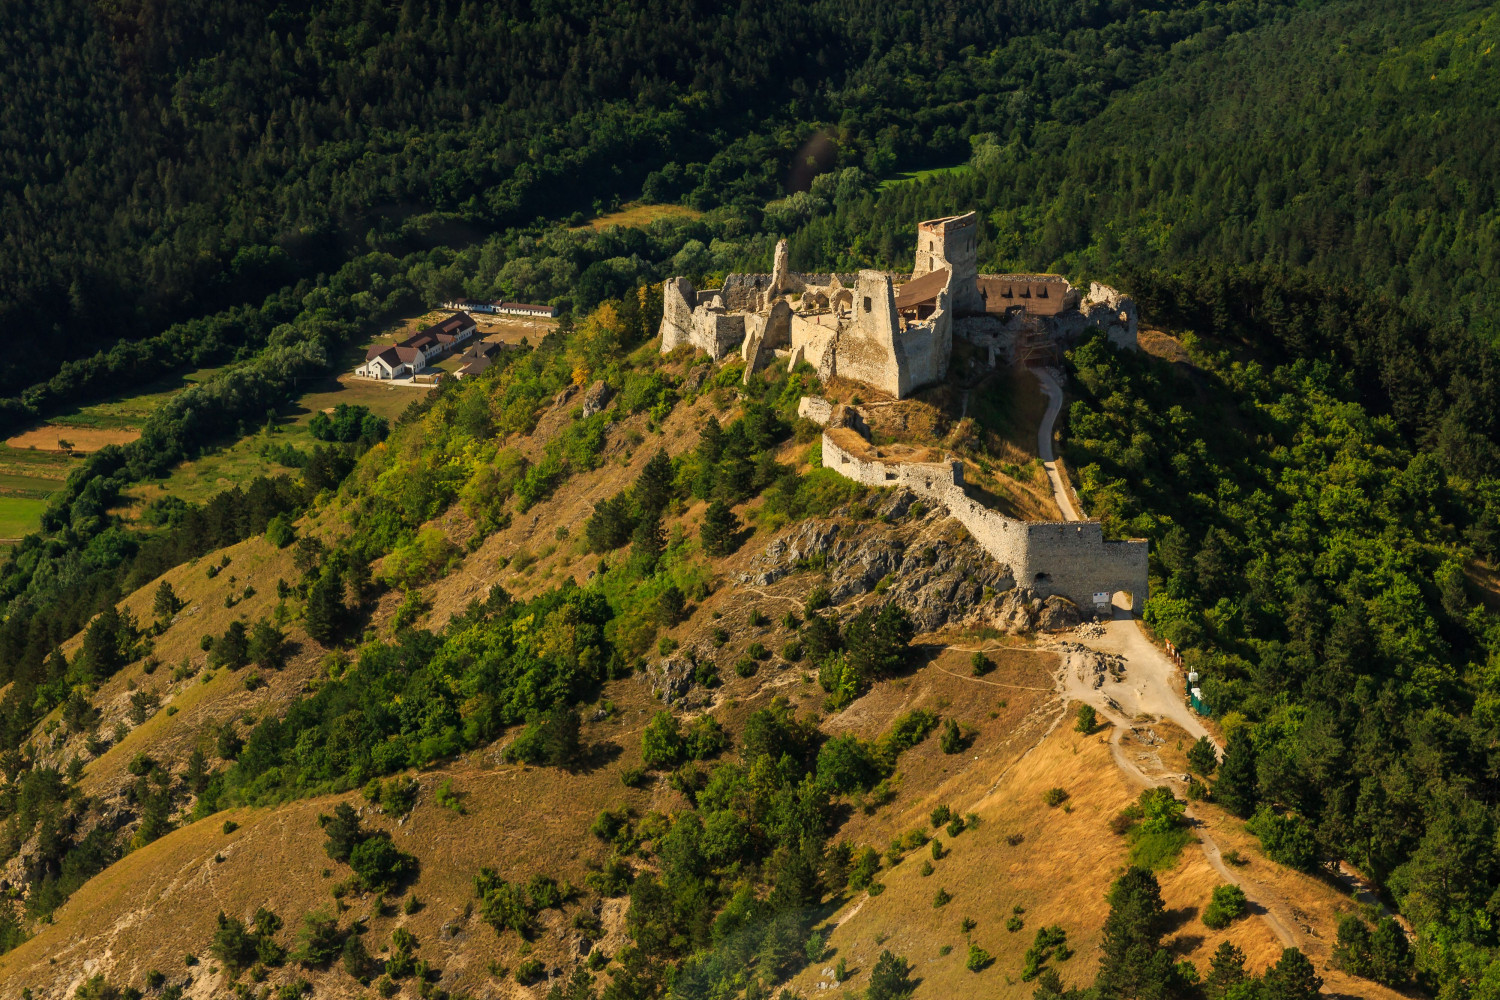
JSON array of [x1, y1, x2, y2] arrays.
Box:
[[5, 0, 1500, 996]]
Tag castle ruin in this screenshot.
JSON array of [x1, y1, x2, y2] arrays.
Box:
[[661, 210, 1150, 615], [658, 211, 1139, 398]]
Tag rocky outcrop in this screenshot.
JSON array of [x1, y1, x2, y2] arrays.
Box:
[[581, 380, 613, 418], [643, 654, 696, 703], [736, 489, 1014, 632]]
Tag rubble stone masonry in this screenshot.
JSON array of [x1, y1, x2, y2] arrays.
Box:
[[820, 426, 1148, 611]]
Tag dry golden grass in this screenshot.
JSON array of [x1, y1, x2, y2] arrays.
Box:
[[1139, 329, 1190, 363], [576, 203, 704, 231], [5, 425, 141, 452], [792, 704, 1286, 999], [0, 676, 676, 999]]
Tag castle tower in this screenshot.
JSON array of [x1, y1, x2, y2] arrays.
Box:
[[913, 212, 982, 315]]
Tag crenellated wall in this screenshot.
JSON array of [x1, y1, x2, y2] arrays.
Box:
[[820, 426, 1148, 611]]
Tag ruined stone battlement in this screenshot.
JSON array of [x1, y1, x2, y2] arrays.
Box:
[[817, 410, 1149, 613], [659, 210, 1138, 399]]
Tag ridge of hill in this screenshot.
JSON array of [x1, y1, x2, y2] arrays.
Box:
[[0, 301, 1418, 1000]]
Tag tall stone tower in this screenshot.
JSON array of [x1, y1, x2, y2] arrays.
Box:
[[912, 212, 982, 315]]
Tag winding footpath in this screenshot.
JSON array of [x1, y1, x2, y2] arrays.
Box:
[[1028, 365, 1300, 949]]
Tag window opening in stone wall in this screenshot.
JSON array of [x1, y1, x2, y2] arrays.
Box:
[[863, 296, 871, 312], [1033, 572, 1051, 585]]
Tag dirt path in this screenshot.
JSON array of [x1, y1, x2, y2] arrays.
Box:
[[1060, 614, 1213, 748], [1031, 366, 1080, 522], [1051, 618, 1303, 949]]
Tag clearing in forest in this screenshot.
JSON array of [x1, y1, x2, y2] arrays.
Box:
[[576, 202, 704, 230]]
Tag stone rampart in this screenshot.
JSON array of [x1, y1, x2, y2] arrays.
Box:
[[820, 426, 1148, 611]]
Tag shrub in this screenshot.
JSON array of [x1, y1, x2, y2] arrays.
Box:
[[1042, 787, 1069, 807], [970, 651, 993, 676], [348, 834, 416, 892], [641, 711, 685, 769], [515, 959, 545, 985], [1201, 883, 1248, 929], [939, 717, 964, 754], [946, 816, 967, 837], [1006, 915, 1023, 932], [292, 909, 344, 967], [1139, 787, 1185, 833], [930, 804, 952, 827], [965, 944, 992, 972], [932, 888, 952, 908], [1021, 925, 1069, 981], [847, 847, 881, 890], [805, 586, 831, 612], [435, 778, 465, 814], [880, 709, 938, 756], [1247, 806, 1318, 870], [1075, 704, 1097, 733]]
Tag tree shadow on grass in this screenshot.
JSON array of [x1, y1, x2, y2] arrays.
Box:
[[1168, 932, 1205, 955], [570, 740, 623, 774], [1162, 904, 1198, 933]]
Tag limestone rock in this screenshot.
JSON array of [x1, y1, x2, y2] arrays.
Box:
[[580, 380, 613, 418], [1037, 595, 1083, 631], [736, 500, 1014, 632], [683, 363, 712, 396], [641, 654, 695, 703]]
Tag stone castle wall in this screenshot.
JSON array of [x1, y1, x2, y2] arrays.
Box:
[[820, 427, 1148, 610]]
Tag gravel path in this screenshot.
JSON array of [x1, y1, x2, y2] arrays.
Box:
[[1032, 366, 1080, 522]]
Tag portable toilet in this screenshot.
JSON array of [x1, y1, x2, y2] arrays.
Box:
[[1187, 671, 1199, 684]]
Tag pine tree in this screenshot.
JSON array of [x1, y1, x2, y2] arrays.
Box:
[[546, 966, 597, 1000], [1261, 948, 1322, 1000], [185, 747, 210, 794], [585, 492, 636, 552], [634, 449, 675, 516], [700, 499, 741, 557], [866, 950, 917, 1000], [539, 707, 581, 766], [1187, 736, 1219, 776], [939, 718, 963, 754], [1095, 866, 1185, 1000], [152, 580, 180, 623], [631, 512, 665, 573], [1204, 941, 1248, 999], [319, 802, 366, 863], [693, 417, 724, 499], [211, 621, 250, 670], [717, 435, 756, 502], [1214, 731, 1259, 818], [305, 567, 343, 646], [248, 620, 286, 670]]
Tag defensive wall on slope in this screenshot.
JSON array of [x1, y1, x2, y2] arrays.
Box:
[[820, 423, 1149, 612]]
